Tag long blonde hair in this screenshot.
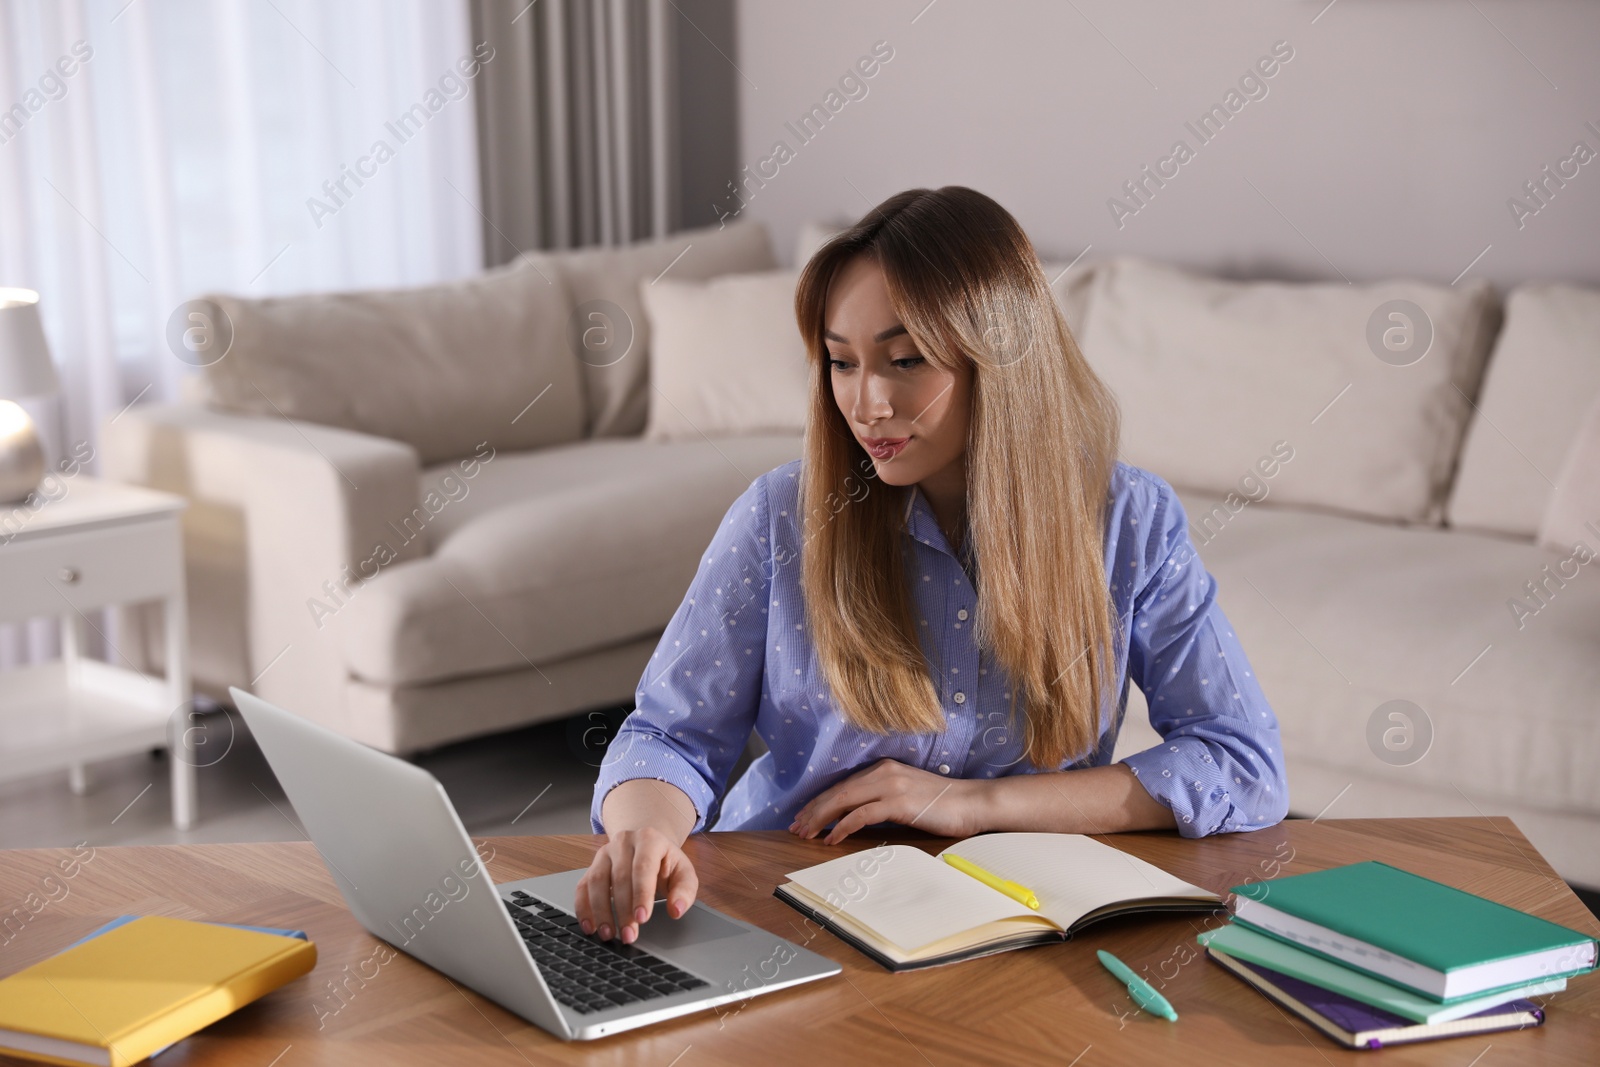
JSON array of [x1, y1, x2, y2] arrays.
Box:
[[793, 186, 1123, 769]]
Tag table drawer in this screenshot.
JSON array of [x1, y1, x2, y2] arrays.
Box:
[[0, 516, 183, 623]]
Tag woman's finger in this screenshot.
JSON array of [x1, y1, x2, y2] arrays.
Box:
[[581, 852, 616, 937], [793, 760, 908, 836], [823, 800, 889, 845], [572, 874, 590, 929], [626, 841, 668, 937], [608, 840, 646, 941], [661, 850, 701, 919], [799, 782, 872, 838]]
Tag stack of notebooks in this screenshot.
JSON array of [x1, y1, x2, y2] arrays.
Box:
[[0, 915, 316, 1066], [1199, 861, 1600, 1050]]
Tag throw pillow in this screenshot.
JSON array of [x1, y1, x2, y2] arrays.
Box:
[[200, 259, 582, 465], [518, 218, 777, 439], [1536, 389, 1600, 554], [641, 269, 809, 442], [1079, 255, 1500, 524], [1447, 283, 1600, 537]]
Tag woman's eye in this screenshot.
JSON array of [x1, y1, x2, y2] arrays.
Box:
[[826, 355, 921, 370]]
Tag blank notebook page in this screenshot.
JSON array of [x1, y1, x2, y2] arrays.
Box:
[[937, 833, 1213, 931], [784, 845, 1046, 953]]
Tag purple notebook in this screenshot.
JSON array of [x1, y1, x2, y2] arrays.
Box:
[[1232, 956, 1544, 1048]]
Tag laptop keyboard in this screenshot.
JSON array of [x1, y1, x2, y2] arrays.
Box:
[[504, 890, 710, 1015]]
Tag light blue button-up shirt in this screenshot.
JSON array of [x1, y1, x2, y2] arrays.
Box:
[[590, 458, 1288, 839]]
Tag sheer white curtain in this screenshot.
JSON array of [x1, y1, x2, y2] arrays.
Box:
[[0, 0, 485, 665]]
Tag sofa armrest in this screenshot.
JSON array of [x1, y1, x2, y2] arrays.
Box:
[[100, 403, 423, 730]]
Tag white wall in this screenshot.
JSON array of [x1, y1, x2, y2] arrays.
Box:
[[731, 0, 1600, 288]]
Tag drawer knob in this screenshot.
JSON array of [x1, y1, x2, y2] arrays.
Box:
[[58, 566, 80, 585]]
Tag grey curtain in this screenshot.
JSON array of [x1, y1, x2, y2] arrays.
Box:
[[469, 0, 678, 265]]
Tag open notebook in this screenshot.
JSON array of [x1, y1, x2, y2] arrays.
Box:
[[774, 833, 1224, 971]]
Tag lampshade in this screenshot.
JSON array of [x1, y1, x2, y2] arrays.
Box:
[[0, 288, 60, 398]]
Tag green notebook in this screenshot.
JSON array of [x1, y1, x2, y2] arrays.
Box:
[[1230, 861, 1598, 1000], [1197, 922, 1567, 1024]]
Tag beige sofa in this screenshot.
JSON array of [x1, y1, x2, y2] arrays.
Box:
[[103, 221, 1600, 889], [1080, 261, 1600, 890], [104, 219, 808, 754]]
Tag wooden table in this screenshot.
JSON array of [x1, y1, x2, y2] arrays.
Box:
[[0, 817, 1595, 1065]]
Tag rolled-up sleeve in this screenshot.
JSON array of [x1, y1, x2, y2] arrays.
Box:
[[1117, 475, 1289, 837], [590, 475, 772, 835]]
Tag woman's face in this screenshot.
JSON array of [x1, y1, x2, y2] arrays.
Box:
[[823, 254, 971, 487]]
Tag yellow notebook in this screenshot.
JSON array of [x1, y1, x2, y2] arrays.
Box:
[[0, 915, 316, 1067], [775, 832, 1224, 971]]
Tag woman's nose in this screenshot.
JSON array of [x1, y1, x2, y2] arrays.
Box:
[[851, 372, 895, 423]]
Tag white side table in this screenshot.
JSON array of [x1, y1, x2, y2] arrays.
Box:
[[0, 477, 195, 828]]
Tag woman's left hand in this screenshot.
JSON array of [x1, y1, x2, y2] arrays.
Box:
[[788, 758, 987, 845]]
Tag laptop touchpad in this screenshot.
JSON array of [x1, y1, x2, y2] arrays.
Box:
[[635, 899, 746, 949]]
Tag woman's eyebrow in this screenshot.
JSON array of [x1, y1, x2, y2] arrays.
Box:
[[824, 323, 908, 344]]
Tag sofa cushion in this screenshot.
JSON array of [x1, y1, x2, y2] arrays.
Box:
[[1538, 390, 1600, 553], [1080, 256, 1500, 524], [519, 218, 777, 439], [200, 261, 583, 465], [1168, 485, 1600, 816], [332, 435, 805, 686], [642, 269, 810, 442], [1448, 283, 1600, 537]]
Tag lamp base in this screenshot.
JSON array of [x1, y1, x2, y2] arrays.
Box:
[[0, 399, 47, 505]]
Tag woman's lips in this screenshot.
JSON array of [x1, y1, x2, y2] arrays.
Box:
[[864, 437, 909, 459]]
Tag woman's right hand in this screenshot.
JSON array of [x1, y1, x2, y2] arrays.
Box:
[[574, 826, 700, 943]]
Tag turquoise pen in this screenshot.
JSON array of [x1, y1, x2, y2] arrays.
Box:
[[1096, 949, 1178, 1022]]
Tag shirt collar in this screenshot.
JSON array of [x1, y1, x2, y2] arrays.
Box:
[[903, 483, 960, 558]]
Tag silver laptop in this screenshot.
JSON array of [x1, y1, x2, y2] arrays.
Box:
[[230, 687, 840, 1040]]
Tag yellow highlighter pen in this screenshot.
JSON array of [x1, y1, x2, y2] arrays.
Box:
[[942, 852, 1041, 910]]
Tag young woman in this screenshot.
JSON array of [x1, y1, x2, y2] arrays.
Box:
[[574, 186, 1288, 945]]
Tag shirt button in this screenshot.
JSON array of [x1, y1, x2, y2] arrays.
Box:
[[938, 763, 951, 774], [957, 609, 969, 621], [953, 692, 966, 704]]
